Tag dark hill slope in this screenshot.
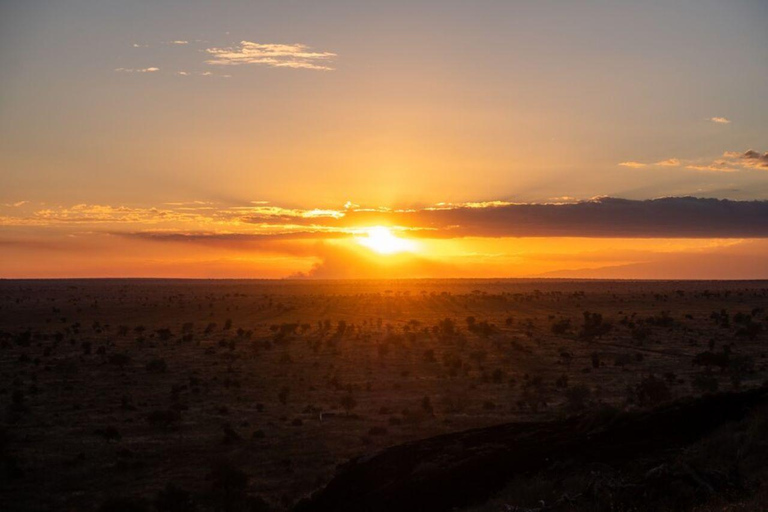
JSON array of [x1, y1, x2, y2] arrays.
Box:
[[296, 387, 768, 512]]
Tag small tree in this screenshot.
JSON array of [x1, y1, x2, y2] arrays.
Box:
[[340, 394, 357, 416], [278, 386, 290, 405]]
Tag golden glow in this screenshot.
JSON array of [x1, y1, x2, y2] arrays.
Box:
[[356, 226, 416, 255]]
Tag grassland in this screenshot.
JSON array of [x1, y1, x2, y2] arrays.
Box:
[[1, 279, 767, 511]]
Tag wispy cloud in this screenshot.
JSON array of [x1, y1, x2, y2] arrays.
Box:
[[621, 150, 768, 173], [685, 162, 736, 172], [168, 40, 188, 45], [710, 117, 731, 124], [205, 41, 336, 70], [114, 67, 159, 73]]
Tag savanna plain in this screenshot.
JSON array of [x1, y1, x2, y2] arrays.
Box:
[[1, 279, 768, 511]]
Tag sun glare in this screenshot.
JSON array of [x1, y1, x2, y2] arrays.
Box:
[[356, 226, 415, 255]]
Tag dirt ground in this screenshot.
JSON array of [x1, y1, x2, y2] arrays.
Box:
[[1, 279, 767, 511]]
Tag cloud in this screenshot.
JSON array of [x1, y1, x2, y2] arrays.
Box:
[[622, 149, 768, 173], [132, 43, 149, 48], [710, 117, 731, 124], [116, 231, 350, 257], [114, 67, 159, 73], [685, 162, 736, 172], [205, 41, 336, 70], [334, 197, 768, 239], [727, 149, 768, 170], [686, 149, 768, 173], [6, 197, 768, 240], [169, 40, 188, 45]]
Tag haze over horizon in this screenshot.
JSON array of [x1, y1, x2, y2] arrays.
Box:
[[1, 1, 767, 278]]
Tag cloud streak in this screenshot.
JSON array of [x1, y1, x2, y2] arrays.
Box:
[[5, 198, 768, 239], [622, 149, 768, 173], [205, 41, 336, 70], [114, 67, 159, 73]]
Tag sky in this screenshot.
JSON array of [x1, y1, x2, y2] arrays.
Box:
[[1, 0, 767, 278]]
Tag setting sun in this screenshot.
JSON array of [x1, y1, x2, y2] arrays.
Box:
[[356, 226, 416, 255]]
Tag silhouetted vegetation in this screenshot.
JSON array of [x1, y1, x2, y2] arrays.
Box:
[[1, 279, 766, 511]]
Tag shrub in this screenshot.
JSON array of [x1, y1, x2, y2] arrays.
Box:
[[205, 462, 264, 512], [146, 358, 168, 374], [340, 394, 357, 415], [368, 426, 388, 436], [580, 312, 612, 340], [98, 497, 150, 512], [155, 483, 195, 512], [146, 409, 181, 431], [94, 426, 122, 442], [737, 321, 763, 340], [222, 423, 242, 444], [421, 396, 434, 415], [632, 375, 672, 407], [156, 329, 173, 341], [109, 353, 131, 368], [9, 390, 26, 412], [551, 318, 571, 335], [691, 372, 719, 394], [563, 384, 592, 412]]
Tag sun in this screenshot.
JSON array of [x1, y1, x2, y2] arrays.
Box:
[[356, 226, 416, 255]]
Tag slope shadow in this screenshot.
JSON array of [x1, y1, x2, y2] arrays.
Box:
[[295, 387, 768, 512]]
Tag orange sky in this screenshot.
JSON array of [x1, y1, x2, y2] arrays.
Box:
[[1, 1, 767, 278], [2, 198, 768, 279]]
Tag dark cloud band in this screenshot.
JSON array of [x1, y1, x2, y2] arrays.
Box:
[[339, 197, 768, 239]]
